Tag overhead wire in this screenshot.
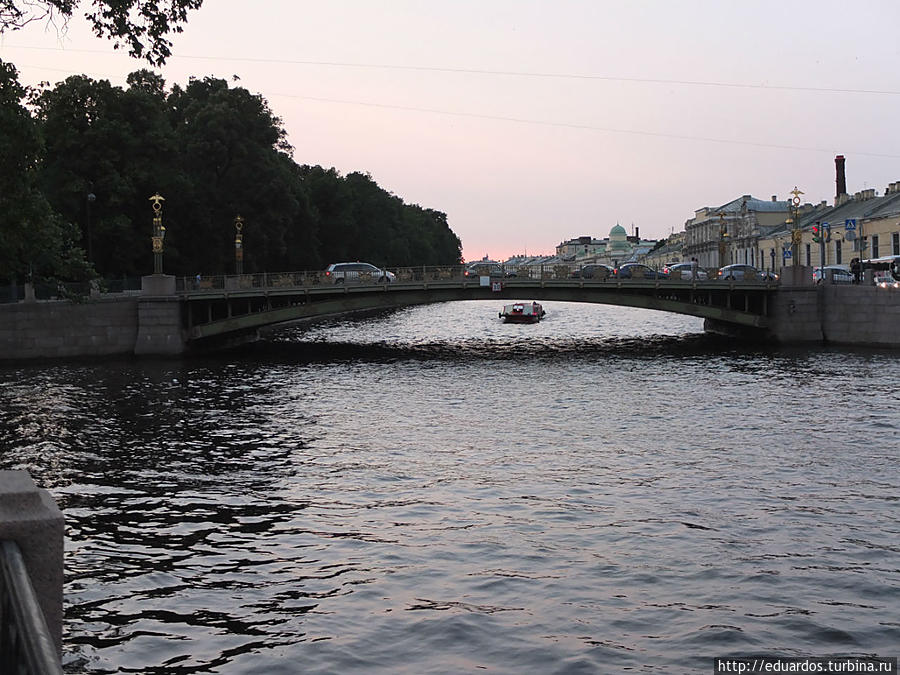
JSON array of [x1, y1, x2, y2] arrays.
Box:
[[5, 44, 900, 96], [4, 45, 900, 158]]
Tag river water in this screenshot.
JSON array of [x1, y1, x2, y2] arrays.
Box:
[[1, 300, 898, 674]]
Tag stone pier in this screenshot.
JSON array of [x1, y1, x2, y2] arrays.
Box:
[[133, 275, 186, 355]]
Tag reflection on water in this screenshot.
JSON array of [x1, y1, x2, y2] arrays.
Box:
[[1, 302, 898, 674]]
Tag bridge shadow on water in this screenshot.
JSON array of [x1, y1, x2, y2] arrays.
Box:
[[238, 331, 746, 364]]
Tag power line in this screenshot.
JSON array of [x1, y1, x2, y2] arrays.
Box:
[[9, 61, 900, 159], [265, 92, 900, 159], [5, 43, 900, 96]]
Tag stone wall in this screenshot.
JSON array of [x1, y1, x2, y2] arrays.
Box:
[[133, 297, 186, 356], [0, 296, 140, 360], [820, 285, 900, 346], [760, 285, 900, 347]]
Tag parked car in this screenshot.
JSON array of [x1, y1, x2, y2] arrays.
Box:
[[615, 263, 668, 279], [717, 264, 764, 281], [664, 262, 708, 280], [813, 265, 852, 284], [324, 262, 396, 283], [464, 263, 515, 279], [570, 263, 615, 280]]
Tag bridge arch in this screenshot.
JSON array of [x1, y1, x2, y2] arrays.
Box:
[[180, 277, 774, 346]]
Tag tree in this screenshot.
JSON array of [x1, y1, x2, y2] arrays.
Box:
[[31, 70, 463, 278], [36, 71, 177, 277], [0, 0, 203, 66], [0, 59, 90, 282], [166, 76, 313, 275]]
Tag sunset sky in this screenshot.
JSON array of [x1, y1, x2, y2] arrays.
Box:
[[3, 0, 900, 263]]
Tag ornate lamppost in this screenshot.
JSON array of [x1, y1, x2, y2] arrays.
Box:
[[86, 185, 96, 263], [717, 211, 729, 267], [149, 193, 166, 274], [234, 215, 244, 275], [788, 186, 803, 267]]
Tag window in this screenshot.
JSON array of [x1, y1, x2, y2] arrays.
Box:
[[893, 232, 899, 256], [805, 243, 811, 266], [871, 235, 879, 259]]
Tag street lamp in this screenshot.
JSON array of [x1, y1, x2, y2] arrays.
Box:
[[234, 215, 244, 275], [149, 193, 166, 274], [717, 212, 729, 267], [789, 186, 803, 267], [86, 186, 96, 263]]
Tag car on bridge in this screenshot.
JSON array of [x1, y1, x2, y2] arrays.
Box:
[[717, 264, 768, 281], [664, 262, 708, 280], [570, 264, 614, 280], [614, 263, 668, 279], [813, 265, 852, 284], [464, 263, 516, 279], [325, 262, 396, 284]]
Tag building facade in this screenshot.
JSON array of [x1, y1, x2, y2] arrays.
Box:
[[683, 195, 791, 270], [556, 226, 657, 267]]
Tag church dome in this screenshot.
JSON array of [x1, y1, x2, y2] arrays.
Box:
[[608, 223, 630, 250]]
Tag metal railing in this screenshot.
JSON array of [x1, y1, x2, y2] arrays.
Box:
[[0, 540, 63, 675], [174, 263, 780, 294], [0, 264, 782, 304]]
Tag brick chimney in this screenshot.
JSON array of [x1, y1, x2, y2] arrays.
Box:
[[835, 155, 847, 199]]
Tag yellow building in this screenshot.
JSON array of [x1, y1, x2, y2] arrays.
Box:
[[757, 185, 900, 272]]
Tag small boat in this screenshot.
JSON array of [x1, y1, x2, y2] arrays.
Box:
[[499, 301, 546, 324]]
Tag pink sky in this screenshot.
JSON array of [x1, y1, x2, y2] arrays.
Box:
[[4, 0, 900, 263]]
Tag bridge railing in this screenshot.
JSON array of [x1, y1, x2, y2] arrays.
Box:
[[0, 264, 781, 305], [172, 263, 784, 294], [0, 540, 63, 674]]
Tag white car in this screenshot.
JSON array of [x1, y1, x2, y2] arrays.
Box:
[[813, 265, 852, 284], [324, 262, 396, 283], [665, 262, 708, 280]]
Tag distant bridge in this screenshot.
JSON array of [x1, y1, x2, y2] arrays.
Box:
[[173, 266, 777, 346]]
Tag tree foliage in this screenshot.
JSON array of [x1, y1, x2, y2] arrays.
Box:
[[0, 59, 91, 282], [1, 70, 463, 281], [1, 0, 203, 65]]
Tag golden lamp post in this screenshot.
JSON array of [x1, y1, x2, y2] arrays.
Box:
[[234, 215, 244, 275], [788, 186, 803, 267], [149, 193, 166, 274], [717, 211, 729, 267]]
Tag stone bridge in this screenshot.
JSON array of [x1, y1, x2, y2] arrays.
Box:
[[166, 266, 777, 352], [5, 265, 898, 360]]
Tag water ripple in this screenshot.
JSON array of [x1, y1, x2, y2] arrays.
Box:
[[1, 302, 898, 673]]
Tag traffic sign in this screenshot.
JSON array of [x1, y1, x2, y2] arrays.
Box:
[[845, 219, 857, 230], [783, 249, 792, 259]]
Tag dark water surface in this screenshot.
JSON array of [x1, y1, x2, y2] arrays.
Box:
[[1, 301, 898, 674]]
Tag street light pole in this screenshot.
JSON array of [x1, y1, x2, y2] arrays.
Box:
[[149, 193, 166, 274], [789, 186, 803, 268], [717, 212, 729, 267], [86, 186, 96, 264], [234, 215, 244, 275]]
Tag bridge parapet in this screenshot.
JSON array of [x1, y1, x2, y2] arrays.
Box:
[[0, 471, 64, 660]]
